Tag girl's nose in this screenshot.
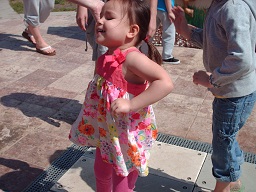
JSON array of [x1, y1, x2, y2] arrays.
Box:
[[97, 19, 103, 25]]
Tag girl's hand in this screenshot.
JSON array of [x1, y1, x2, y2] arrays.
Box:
[[111, 98, 132, 114], [193, 70, 213, 88]]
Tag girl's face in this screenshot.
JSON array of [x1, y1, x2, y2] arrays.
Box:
[[95, 0, 131, 50]]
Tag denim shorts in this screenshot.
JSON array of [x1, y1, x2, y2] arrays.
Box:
[[211, 90, 256, 182]]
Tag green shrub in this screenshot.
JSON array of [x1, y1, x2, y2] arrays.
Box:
[[9, 0, 23, 14], [55, 0, 66, 5], [186, 7, 207, 28]]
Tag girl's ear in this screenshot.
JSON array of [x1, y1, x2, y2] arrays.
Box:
[[127, 24, 139, 38]]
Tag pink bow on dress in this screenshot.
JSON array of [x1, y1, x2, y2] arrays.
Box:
[[104, 49, 126, 68]]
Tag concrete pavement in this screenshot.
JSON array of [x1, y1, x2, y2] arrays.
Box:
[[0, 1, 256, 191]]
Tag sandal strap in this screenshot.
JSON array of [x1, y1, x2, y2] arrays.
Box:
[[25, 28, 34, 37], [39, 46, 52, 51]]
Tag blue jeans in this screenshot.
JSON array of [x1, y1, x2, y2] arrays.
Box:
[[211, 91, 256, 182]]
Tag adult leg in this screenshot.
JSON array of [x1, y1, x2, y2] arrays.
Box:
[[159, 10, 174, 59], [23, 0, 40, 27], [158, 10, 180, 64], [94, 148, 112, 192], [34, 0, 55, 54], [112, 170, 139, 192], [22, 0, 38, 44], [22, 0, 55, 55], [39, 0, 55, 23]]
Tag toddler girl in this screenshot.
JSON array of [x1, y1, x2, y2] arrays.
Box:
[[69, 0, 174, 191]]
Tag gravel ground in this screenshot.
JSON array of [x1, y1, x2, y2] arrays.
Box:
[[152, 25, 200, 49]]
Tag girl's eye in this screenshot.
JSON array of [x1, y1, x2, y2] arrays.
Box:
[[106, 17, 114, 20]]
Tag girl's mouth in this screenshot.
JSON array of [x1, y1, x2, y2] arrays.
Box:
[[97, 29, 105, 33]]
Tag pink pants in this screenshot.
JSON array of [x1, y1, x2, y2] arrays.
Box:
[[94, 148, 139, 192]]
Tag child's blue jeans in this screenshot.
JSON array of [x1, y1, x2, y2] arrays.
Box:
[[211, 90, 256, 182]]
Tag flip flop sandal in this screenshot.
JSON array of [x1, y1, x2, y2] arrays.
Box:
[[36, 46, 56, 56], [22, 31, 36, 45]]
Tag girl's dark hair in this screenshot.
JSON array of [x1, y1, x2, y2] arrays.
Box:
[[118, 0, 162, 65]]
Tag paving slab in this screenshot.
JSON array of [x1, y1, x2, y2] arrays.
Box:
[[148, 141, 207, 183], [50, 143, 256, 192], [50, 156, 96, 192], [50, 144, 207, 192]]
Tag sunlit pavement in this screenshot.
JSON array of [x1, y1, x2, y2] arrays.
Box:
[[0, 1, 256, 191]]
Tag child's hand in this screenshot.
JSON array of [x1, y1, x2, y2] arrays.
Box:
[[172, 6, 186, 33], [193, 70, 213, 88], [171, 6, 193, 40], [111, 98, 132, 114]]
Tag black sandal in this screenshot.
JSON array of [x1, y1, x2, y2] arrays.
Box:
[[22, 31, 36, 45]]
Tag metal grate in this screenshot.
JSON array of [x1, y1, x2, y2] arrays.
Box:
[[22, 145, 89, 192], [23, 133, 256, 192], [156, 133, 213, 153]]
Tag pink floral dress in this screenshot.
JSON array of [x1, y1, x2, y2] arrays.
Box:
[[69, 47, 158, 177]]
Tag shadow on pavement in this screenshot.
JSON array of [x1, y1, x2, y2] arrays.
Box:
[[0, 33, 35, 51], [47, 26, 85, 41], [0, 157, 43, 192], [0, 92, 82, 127]]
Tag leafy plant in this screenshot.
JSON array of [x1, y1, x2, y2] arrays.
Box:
[[9, 0, 23, 14], [55, 0, 66, 5], [186, 7, 207, 28]]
